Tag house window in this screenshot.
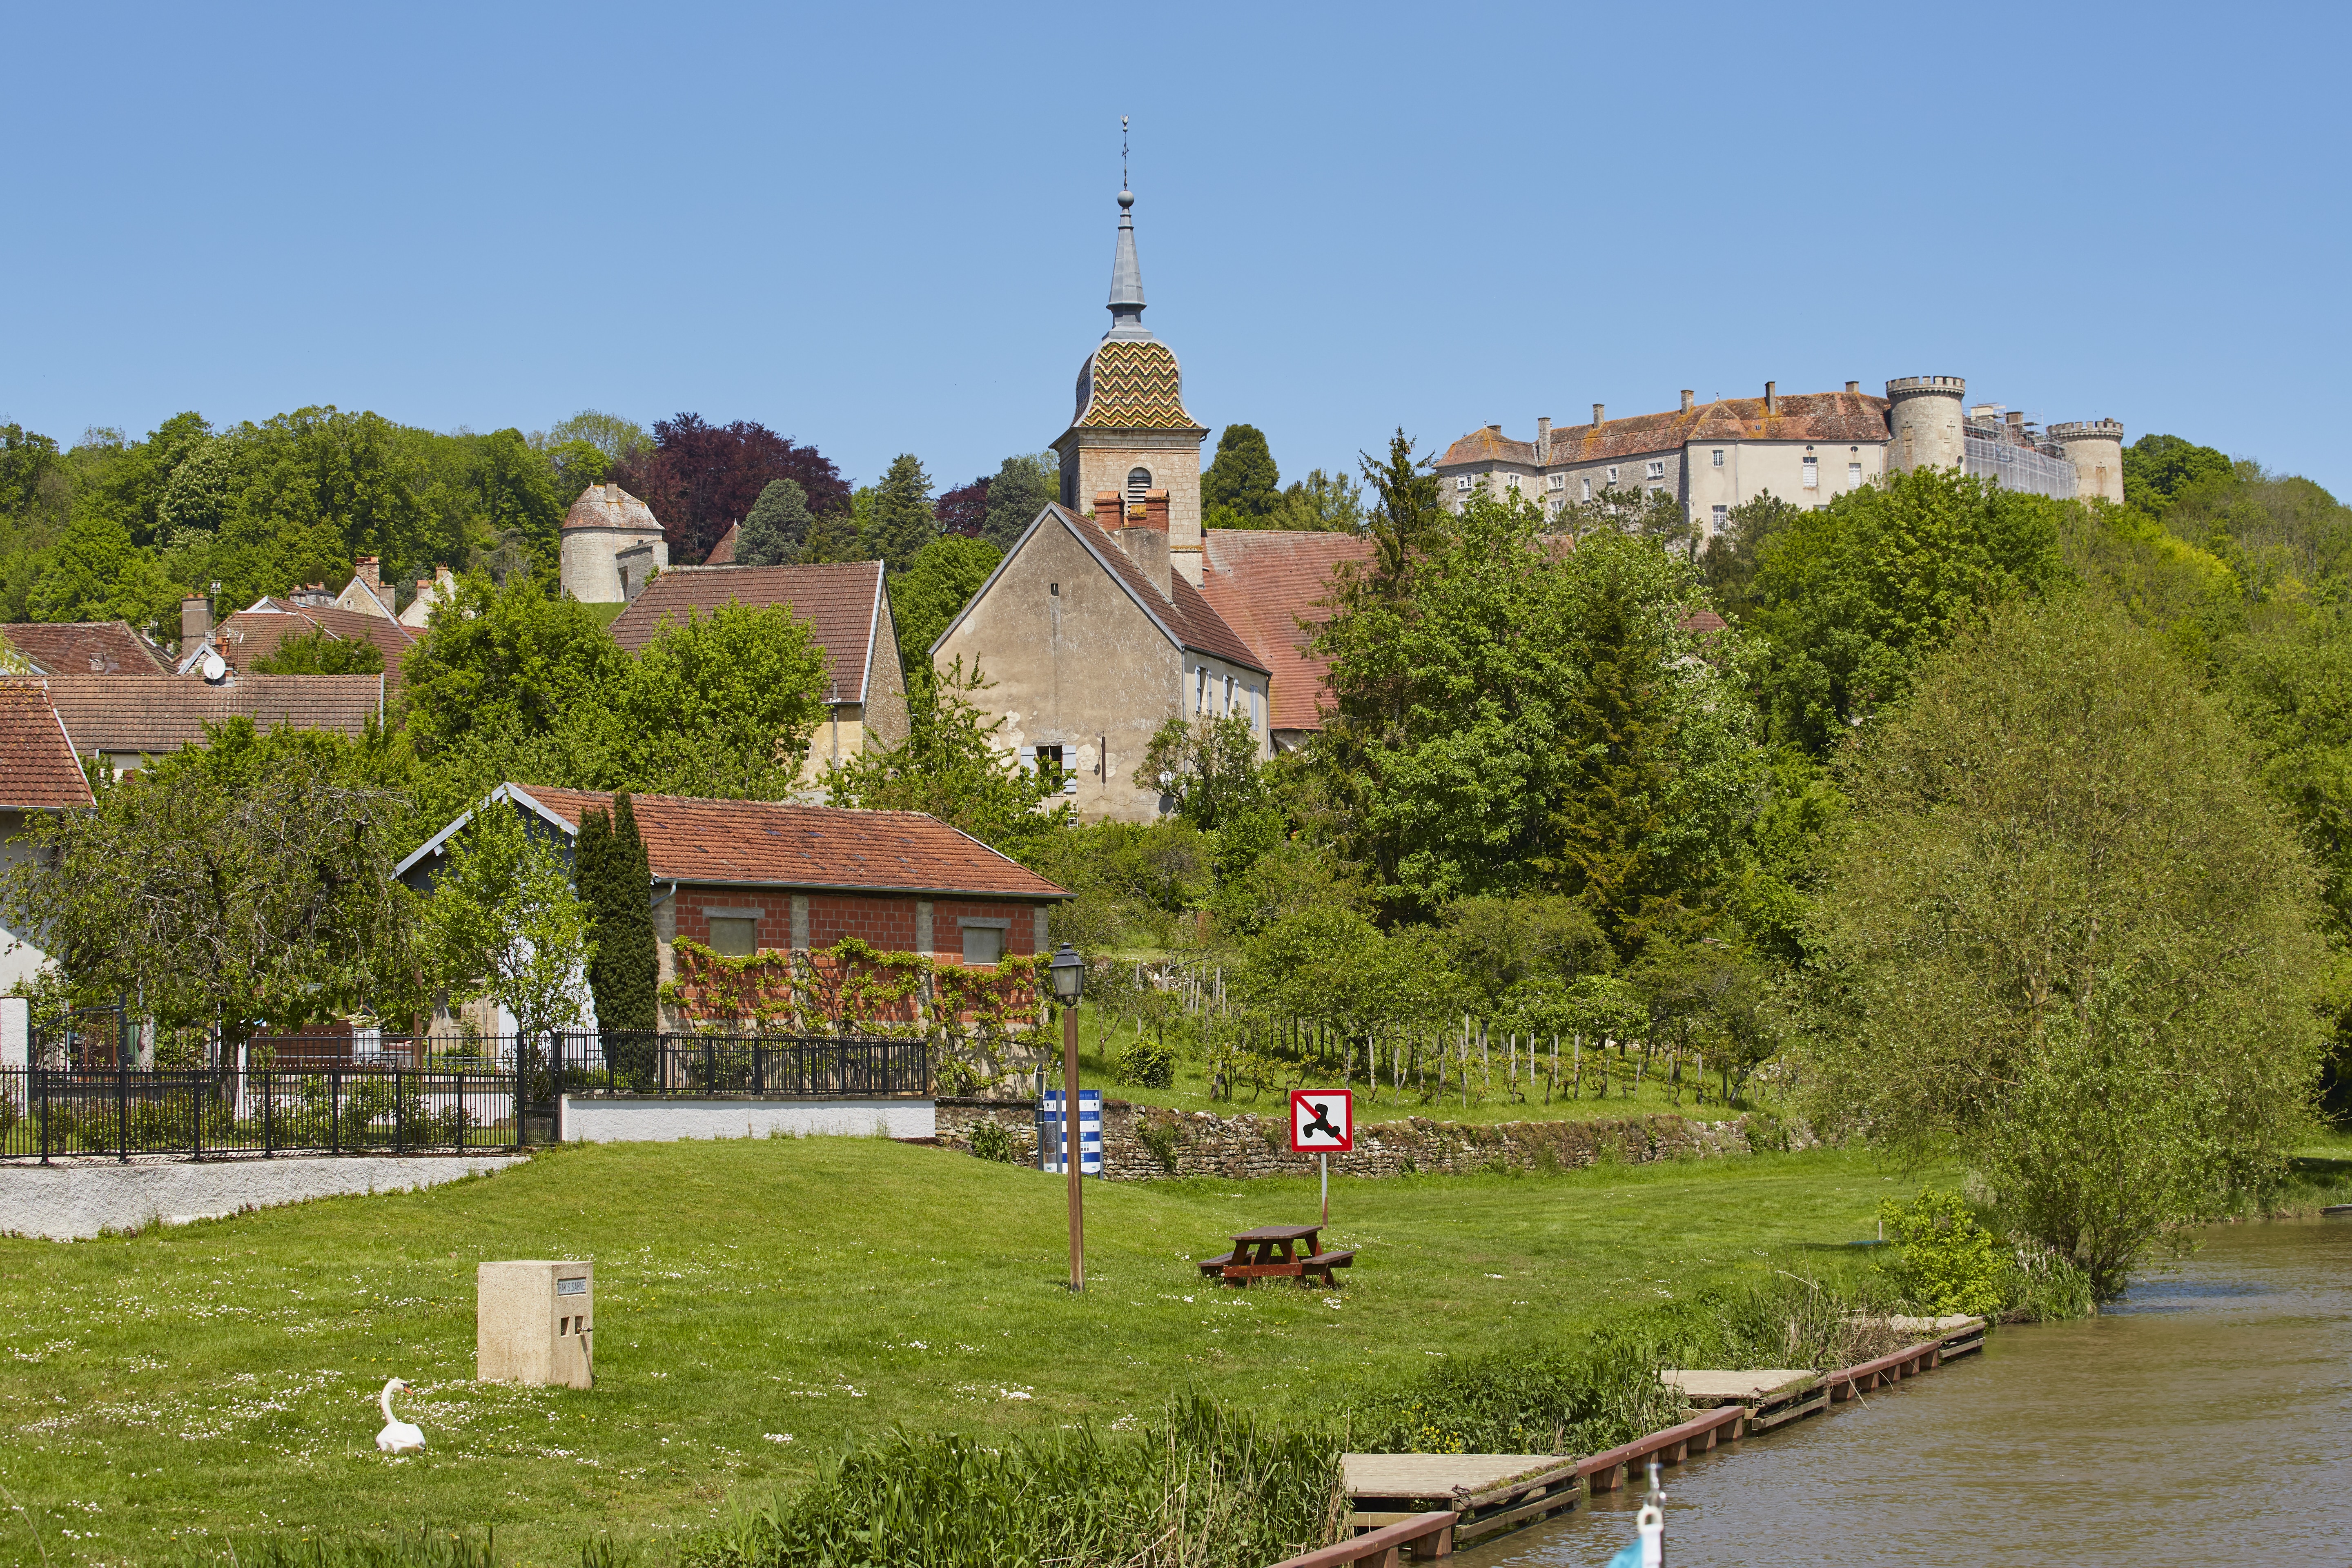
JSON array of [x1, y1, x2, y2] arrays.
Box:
[[961, 924, 1006, 966], [1606, 466, 1619, 484], [706, 915, 757, 957], [1802, 456, 1819, 489], [1455, 475, 1472, 491], [1250, 686, 1263, 726], [1848, 462, 1862, 486], [1645, 460, 1665, 481], [1711, 450, 1724, 467], [1223, 674, 1235, 713], [1195, 666, 1207, 714], [1711, 505, 1728, 530], [1581, 477, 1592, 501], [1505, 473, 1522, 491]]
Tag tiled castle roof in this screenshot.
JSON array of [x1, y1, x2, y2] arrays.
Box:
[[1072, 339, 1203, 432], [1441, 392, 1895, 468], [562, 483, 664, 535]]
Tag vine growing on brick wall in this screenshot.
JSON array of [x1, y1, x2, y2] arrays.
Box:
[[661, 936, 1045, 1042]]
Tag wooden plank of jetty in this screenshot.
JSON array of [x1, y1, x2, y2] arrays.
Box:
[[1341, 1454, 1580, 1544]]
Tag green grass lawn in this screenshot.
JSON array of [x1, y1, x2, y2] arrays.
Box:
[[0, 1137, 1911, 1566], [1068, 1003, 1752, 1127]]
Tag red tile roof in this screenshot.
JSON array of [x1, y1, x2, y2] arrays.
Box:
[[0, 681, 95, 809], [2, 621, 171, 676], [212, 600, 415, 683], [510, 785, 1069, 899], [1054, 506, 1269, 674], [606, 563, 886, 701], [1197, 530, 1371, 732], [44, 674, 385, 757], [1441, 392, 1894, 468], [703, 521, 741, 565]]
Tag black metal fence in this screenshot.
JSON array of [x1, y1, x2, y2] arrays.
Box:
[[0, 1065, 519, 1162]]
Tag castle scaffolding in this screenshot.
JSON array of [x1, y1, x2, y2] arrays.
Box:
[[1963, 426, 2077, 500]]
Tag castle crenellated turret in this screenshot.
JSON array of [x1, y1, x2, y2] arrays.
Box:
[[1885, 376, 1968, 474], [2049, 419, 2127, 505]]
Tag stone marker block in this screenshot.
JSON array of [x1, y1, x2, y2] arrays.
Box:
[[477, 1259, 593, 1388]]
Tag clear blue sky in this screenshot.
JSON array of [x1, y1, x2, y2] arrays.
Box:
[[5, 2, 2347, 498]]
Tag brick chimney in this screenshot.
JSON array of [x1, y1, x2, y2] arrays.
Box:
[[1846, 381, 1860, 394], [180, 594, 212, 647], [352, 556, 381, 591], [1679, 390, 1694, 414], [1592, 403, 1605, 428], [1535, 417, 1551, 464], [1093, 489, 1119, 521], [1764, 381, 1777, 415], [1114, 525, 1171, 600], [1141, 488, 1170, 532]]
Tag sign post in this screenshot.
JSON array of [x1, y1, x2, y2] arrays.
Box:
[[1288, 1089, 1353, 1226]]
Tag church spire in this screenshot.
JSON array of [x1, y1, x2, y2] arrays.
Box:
[[1106, 188, 1148, 339]]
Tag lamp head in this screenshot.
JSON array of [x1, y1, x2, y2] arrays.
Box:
[[1048, 942, 1084, 1001]]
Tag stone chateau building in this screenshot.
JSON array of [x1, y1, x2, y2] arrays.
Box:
[[1438, 379, 2126, 536]]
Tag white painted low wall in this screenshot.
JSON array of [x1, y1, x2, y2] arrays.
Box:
[[0, 1154, 526, 1242], [560, 1097, 935, 1143]]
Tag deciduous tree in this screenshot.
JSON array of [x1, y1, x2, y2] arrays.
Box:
[[418, 794, 593, 1049]]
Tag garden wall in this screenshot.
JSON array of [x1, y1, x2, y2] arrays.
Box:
[[935, 1098, 1790, 1182], [559, 1097, 935, 1143], [0, 1152, 525, 1241]]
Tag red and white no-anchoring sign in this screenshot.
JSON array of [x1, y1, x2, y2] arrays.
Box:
[[1289, 1089, 1353, 1153]]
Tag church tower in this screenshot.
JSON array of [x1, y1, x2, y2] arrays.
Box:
[[1053, 185, 1210, 586]]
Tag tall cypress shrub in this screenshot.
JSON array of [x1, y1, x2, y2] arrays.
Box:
[[601, 794, 659, 1033]]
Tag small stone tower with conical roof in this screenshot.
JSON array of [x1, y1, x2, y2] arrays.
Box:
[[1053, 186, 1211, 586]]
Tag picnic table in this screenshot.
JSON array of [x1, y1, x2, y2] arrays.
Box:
[[1197, 1224, 1356, 1288]]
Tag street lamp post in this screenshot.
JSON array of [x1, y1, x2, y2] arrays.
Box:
[[1049, 942, 1085, 1292]]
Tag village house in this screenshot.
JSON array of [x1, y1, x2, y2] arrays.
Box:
[[42, 673, 385, 775], [606, 561, 912, 780], [0, 621, 172, 676], [176, 590, 416, 684], [0, 681, 96, 991], [394, 784, 1069, 1036]]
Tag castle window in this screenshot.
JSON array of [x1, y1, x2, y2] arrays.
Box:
[[1606, 466, 1619, 484], [1456, 476, 1472, 492], [1547, 473, 1564, 492], [1646, 460, 1665, 481], [1712, 450, 1724, 467], [1506, 473, 1522, 491], [1711, 505, 1728, 530], [1581, 477, 1592, 501], [1802, 456, 1819, 489], [1127, 468, 1152, 504]]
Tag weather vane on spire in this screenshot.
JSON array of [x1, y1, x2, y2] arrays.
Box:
[[1122, 116, 1129, 191]]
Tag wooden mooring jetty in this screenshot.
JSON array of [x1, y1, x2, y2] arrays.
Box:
[[1278, 1315, 1987, 1565]]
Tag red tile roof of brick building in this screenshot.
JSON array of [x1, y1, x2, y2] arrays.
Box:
[[1442, 392, 1895, 468], [44, 674, 385, 757], [606, 563, 887, 702], [2, 621, 171, 676], [1197, 529, 1370, 733], [0, 681, 96, 809], [405, 784, 1069, 900]]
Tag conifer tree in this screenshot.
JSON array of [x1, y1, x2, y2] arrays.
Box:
[[736, 477, 812, 565], [581, 795, 659, 1034], [867, 454, 937, 572]]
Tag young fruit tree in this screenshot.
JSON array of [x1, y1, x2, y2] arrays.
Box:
[[417, 795, 594, 1050]]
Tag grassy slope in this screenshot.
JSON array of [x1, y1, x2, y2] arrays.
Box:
[[0, 1139, 1919, 1566], [1067, 1002, 1746, 1127]]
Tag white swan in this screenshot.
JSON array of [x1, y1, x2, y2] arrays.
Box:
[[376, 1378, 426, 1454]]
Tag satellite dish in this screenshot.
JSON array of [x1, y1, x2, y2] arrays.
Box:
[[198, 648, 229, 683]]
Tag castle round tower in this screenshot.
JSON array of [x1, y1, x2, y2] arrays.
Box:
[[2049, 419, 2127, 506], [1885, 376, 1968, 474]]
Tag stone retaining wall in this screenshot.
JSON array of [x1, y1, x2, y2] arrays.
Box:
[[936, 1097, 1786, 1181], [0, 1153, 526, 1241]]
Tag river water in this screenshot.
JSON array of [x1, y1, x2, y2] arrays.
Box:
[[1459, 1218, 2352, 1568]]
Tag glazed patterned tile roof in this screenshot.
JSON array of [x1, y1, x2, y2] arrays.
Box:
[[0, 681, 95, 808], [606, 562, 885, 701], [44, 674, 385, 757], [1440, 392, 1895, 468], [1198, 529, 1372, 732], [504, 785, 1070, 899], [1, 621, 170, 676], [1071, 339, 1203, 431], [211, 600, 416, 683], [1053, 506, 1268, 673]]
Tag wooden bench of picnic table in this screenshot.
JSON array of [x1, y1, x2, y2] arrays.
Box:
[[1201, 1226, 1358, 1288], [1300, 1250, 1355, 1286]]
